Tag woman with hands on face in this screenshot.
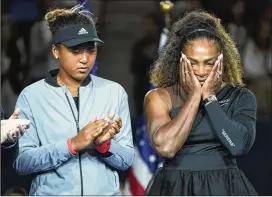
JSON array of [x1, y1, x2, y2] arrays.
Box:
[[144, 10, 257, 196], [180, 51, 224, 99]]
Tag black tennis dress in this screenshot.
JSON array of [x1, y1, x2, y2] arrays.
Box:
[[145, 84, 258, 196]]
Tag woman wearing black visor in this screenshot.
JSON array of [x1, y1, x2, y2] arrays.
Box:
[[13, 5, 134, 195]]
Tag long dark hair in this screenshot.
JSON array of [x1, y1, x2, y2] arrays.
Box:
[[150, 10, 244, 88]]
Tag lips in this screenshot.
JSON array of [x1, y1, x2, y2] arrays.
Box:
[[77, 67, 89, 73], [198, 80, 206, 85]]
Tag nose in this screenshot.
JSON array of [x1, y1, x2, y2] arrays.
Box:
[[194, 65, 208, 78], [79, 51, 88, 64]]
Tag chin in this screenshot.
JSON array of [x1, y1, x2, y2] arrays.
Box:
[[74, 74, 89, 81]]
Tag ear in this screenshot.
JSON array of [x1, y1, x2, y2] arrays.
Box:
[[52, 44, 60, 59]]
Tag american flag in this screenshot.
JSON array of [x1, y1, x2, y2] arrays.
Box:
[[124, 116, 162, 195], [124, 27, 169, 195]]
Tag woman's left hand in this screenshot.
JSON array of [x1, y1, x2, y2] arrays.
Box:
[[202, 54, 223, 100], [93, 115, 122, 146]]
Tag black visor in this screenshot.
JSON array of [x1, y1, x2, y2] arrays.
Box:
[[52, 24, 104, 47]]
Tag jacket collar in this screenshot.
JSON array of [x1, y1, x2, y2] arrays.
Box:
[[45, 69, 92, 87]]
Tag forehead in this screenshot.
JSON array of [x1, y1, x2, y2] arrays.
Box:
[[184, 38, 219, 56]]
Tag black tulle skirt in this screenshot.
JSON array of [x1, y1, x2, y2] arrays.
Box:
[[145, 154, 258, 196]]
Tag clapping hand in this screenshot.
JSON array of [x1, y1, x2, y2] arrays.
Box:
[[1, 108, 30, 144], [93, 115, 122, 146]]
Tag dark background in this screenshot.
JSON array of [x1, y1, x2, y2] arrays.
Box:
[[1, 0, 271, 195]]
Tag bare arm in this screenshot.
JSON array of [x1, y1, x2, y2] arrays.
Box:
[[145, 53, 202, 158], [144, 88, 201, 158]]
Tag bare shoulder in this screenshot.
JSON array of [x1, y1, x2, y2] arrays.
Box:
[[145, 88, 170, 100], [144, 88, 172, 133], [144, 88, 172, 111]]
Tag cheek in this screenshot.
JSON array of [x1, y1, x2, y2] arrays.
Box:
[[61, 52, 77, 62], [88, 54, 97, 63], [206, 67, 213, 73], [192, 66, 197, 73], [61, 56, 77, 67]]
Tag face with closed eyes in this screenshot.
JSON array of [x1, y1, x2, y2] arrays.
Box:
[[184, 38, 221, 85], [52, 41, 97, 82]]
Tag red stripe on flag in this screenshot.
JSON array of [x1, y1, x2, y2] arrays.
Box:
[[128, 168, 145, 195]]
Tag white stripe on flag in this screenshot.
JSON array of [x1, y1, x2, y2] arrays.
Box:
[[123, 179, 132, 195], [132, 147, 153, 189]]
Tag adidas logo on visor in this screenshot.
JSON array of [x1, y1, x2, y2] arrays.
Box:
[[78, 28, 88, 35]]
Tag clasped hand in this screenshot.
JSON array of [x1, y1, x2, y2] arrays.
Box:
[[92, 115, 122, 146], [71, 115, 122, 152]]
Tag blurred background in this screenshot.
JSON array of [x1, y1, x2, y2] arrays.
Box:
[[1, 0, 271, 195]]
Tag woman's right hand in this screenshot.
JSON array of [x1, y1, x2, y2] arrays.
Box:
[[71, 119, 109, 152], [179, 52, 202, 97]]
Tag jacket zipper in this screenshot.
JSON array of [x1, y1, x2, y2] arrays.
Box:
[[65, 89, 84, 196], [114, 172, 118, 188]]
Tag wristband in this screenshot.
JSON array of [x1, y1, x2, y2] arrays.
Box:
[[67, 138, 77, 155], [94, 140, 111, 154]]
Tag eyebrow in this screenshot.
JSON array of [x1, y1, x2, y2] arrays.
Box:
[[69, 42, 96, 50], [69, 44, 96, 51], [187, 56, 218, 62]]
